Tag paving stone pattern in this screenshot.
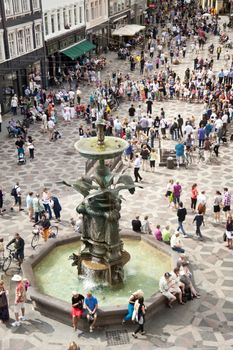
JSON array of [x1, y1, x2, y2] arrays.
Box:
[[0, 16, 233, 350]]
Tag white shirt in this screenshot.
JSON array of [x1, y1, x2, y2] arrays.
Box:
[[47, 120, 55, 130], [215, 119, 223, 129], [184, 124, 193, 135], [170, 234, 183, 248], [134, 157, 141, 168]]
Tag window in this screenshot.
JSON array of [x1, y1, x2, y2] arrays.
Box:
[[74, 5, 77, 25], [86, 8, 89, 22], [51, 14, 55, 33], [69, 9, 72, 26], [32, 0, 40, 9], [79, 7, 82, 23], [4, 0, 13, 16], [12, 0, 21, 13], [0, 32, 5, 62], [57, 10, 61, 31], [25, 27, 32, 51], [35, 24, 42, 47], [91, 3, 94, 20], [63, 8, 68, 27], [8, 32, 16, 57], [99, 0, 102, 15], [95, 2, 98, 17], [44, 14, 48, 35], [17, 29, 24, 54], [21, 0, 29, 12]]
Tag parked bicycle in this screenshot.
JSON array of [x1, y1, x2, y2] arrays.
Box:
[[1, 247, 21, 273], [31, 225, 58, 249]]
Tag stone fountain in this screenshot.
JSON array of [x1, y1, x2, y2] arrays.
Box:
[[65, 119, 136, 284]]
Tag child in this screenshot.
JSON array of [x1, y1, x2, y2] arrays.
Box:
[[23, 278, 31, 302], [0, 238, 4, 259], [154, 225, 162, 241]]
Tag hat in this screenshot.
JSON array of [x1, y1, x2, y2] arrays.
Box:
[[164, 272, 171, 278], [12, 274, 22, 282]]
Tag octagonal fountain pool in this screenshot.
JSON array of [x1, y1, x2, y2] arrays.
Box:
[[33, 239, 171, 307]]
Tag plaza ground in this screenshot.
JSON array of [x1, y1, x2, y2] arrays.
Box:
[[1, 16, 233, 350]]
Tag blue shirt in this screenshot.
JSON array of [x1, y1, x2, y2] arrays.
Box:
[[175, 143, 184, 157], [84, 296, 98, 311]]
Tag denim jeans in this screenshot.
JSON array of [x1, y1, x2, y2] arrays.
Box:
[[43, 203, 52, 219], [177, 221, 187, 235]]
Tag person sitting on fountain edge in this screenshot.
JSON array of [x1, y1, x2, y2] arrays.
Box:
[[84, 292, 98, 332], [132, 216, 142, 232]]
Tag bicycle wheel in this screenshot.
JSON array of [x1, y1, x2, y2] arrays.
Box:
[[2, 256, 12, 272], [49, 226, 58, 238], [31, 234, 40, 249]]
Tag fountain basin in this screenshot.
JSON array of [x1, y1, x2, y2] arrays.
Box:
[[23, 232, 177, 328], [75, 136, 128, 160]]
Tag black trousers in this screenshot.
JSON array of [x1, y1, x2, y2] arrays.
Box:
[[134, 168, 142, 182], [134, 323, 144, 334]]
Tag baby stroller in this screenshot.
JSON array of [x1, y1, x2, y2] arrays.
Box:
[[18, 147, 26, 165]]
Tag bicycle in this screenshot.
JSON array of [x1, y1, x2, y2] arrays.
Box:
[[2, 247, 20, 273], [31, 225, 59, 249]]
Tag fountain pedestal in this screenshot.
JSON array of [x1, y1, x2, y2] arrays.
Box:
[[70, 120, 135, 284]]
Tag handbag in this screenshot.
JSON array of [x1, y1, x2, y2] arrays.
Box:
[[223, 232, 227, 242]]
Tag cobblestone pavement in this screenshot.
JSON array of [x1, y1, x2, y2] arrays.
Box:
[[1, 16, 233, 350]]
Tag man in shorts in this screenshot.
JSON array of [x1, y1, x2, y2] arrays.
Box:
[[11, 274, 27, 326], [159, 272, 184, 308], [84, 292, 98, 332]]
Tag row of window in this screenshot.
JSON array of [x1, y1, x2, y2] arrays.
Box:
[[4, 0, 40, 17], [7, 23, 42, 58], [86, 0, 107, 22], [44, 5, 84, 36]]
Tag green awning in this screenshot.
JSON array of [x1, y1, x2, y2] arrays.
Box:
[[61, 40, 96, 60]]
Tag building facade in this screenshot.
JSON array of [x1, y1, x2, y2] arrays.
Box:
[[201, 0, 229, 14], [108, 0, 131, 40], [41, 0, 86, 79], [85, 0, 109, 53], [0, 0, 44, 113]]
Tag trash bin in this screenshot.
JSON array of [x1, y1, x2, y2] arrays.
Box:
[[167, 157, 174, 169]]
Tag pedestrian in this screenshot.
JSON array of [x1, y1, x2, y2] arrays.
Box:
[[191, 184, 198, 213], [132, 297, 146, 338], [0, 187, 4, 215], [42, 188, 52, 219], [0, 280, 9, 324], [225, 215, 233, 249], [11, 274, 27, 327], [26, 192, 34, 222], [193, 210, 204, 240], [10, 182, 23, 212], [51, 195, 62, 222], [33, 193, 44, 223], [149, 148, 157, 172], [140, 145, 150, 171], [71, 291, 84, 331], [170, 232, 185, 253], [175, 141, 184, 168], [146, 98, 153, 115], [134, 154, 142, 182], [172, 181, 182, 209], [165, 179, 174, 207], [122, 289, 144, 323], [26, 136, 35, 160], [213, 191, 222, 223], [177, 202, 188, 237], [141, 216, 152, 234], [216, 46, 221, 60], [197, 191, 207, 215], [6, 233, 25, 267], [84, 292, 98, 332], [177, 114, 183, 137], [132, 216, 142, 232], [35, 214, 51, 241], [223, 188, 231, 220]]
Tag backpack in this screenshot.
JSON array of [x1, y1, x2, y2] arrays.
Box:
[[11, 187, 17, 196]]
